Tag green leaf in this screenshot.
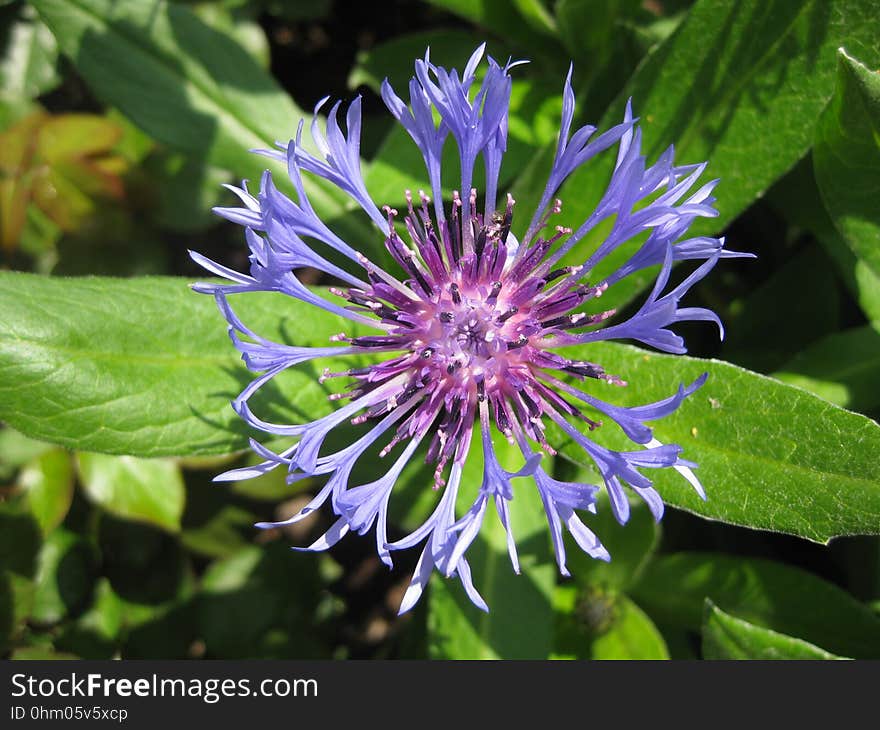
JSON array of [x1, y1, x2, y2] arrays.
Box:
[[30, 527, 98, 625], [144, 152, 231, 233], [198, 543, 326, 658], [774, 324, 880, 413], [348, 30, 489, 94], [702, 600, 848, 660], [423, 0, 561, 64], [512, 0, 880, 312], [766, 156, 880, 325], [632, 552, 880, 659], [554, 0, 640, 62], [180, 479, 257, 558], [555, 342, 880, 543], [722, 245, 839, 373], [0, 273, 368, 457], [19, 448, 74, 535], [30, 0, 363, 240], [55, 578, 125, 659], [814, 49, 880, 279], [428, 436, 555, 659], [76, 453, 184, 532], [511, 0, 557, 36], [0, 428, 53, 480], [554, 586, 669, 659], [191, 2, 270, 69]]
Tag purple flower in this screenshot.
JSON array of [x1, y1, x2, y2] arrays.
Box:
[[192, 45, 749, 613]]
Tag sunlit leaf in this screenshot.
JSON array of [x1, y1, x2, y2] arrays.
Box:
[[814, 49, 880, 279], [702, 600, 848, 660], [633, 552, 880, 659], [0, 274, 370, 457], [555, 342, 880, 543], [19, 448, 74, 535], [77, 453, 185, 533]]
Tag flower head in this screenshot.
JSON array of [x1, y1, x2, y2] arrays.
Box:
[[192, 46, 749, 613]]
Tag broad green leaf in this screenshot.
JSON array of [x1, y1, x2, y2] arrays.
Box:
[[554, 585, 668, 659], [702, 600, 847, 660], [76, 453, 185, 533], [814, 49, 880, 279], [555, 342, 880, 543], [428, 436, 555, 659], [30, 527, 98, 625], [30, 0, 366, 242], [512, 0, 880, 312], [632, 552, 880, 659], [19, 448, 74, 535], [774, 324, 880, 413], [0, 273, 368, 457]]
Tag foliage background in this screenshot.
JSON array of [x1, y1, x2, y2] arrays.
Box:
[[1, 0, 879, 659]]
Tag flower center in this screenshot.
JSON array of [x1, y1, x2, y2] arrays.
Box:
[[419, 283, 522, 383]]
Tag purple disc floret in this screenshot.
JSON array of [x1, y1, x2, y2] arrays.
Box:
[[191, 45, 751, 613]]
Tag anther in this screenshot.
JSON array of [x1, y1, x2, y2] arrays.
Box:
[[474, 227, 487, 259], [507, 334, 529, 350], [486, 281, 502, 303], [496, 306, 518, 324], [449, 283, 462, 305], [545, 267, 572, 282], [438, 311, 454, 324]]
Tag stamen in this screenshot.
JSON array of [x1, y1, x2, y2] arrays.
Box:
[[450, 282, 462, 304], [486, 280, 502, 304], [496, 305, 518, 324], [507, 334, 529, 350]]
